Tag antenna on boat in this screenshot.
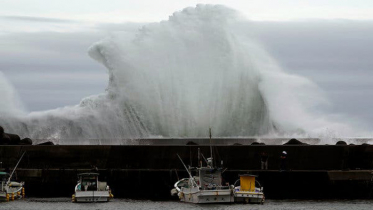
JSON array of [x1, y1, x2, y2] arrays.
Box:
[[198, 148, 201, 168], [201, 153, 208, 165], [7, 151, 26, 185], [176, 154, 197, 186], [209, 128, 213, 168]]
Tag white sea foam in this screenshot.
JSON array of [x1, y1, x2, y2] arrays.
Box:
[[0, 5, 368, 141]]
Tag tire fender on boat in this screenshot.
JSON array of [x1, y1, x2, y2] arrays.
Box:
[[178, 192, 184, 199]]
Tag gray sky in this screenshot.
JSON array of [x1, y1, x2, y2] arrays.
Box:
[[1, 1, 373, 128]]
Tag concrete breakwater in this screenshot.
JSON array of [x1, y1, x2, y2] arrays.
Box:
[[1, 145, 373, 199]]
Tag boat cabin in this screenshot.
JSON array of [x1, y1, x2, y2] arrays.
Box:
[[238, 174, 260, 192], [0, 172, 9, 180], [0, 172, 9, 191], [198, 168, 222, 190], [77, 173, 99, 191]]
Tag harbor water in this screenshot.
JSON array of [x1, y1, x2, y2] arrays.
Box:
[[1, 198, 373, 210]]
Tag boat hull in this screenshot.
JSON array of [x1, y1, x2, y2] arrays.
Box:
[[74, 191, 110, 202], [0, 182, 24, 202], [179, 188, 234, 204], [234, 191, 264, 204], [0, 192, 7, 202], [0, 190, 23, 201]]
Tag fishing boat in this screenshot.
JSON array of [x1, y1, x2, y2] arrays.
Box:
[[0, 172, 25, 202], [171, 129, 234, 204], [172, 158, 234, 204], [72, 172, 113, 202], [233, 174, 265, 204], [0, 152, 26, 202]]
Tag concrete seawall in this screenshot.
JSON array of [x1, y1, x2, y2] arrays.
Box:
[[1, 145, 373, 199]]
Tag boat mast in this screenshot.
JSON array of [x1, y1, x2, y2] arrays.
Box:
[[177, 154, 197, 186], [209, 128, 213, 168], [198, 148, 201, 168], [201, 153, 208, 165], [7, 151, 26, 185]]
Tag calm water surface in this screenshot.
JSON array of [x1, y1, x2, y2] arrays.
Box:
[[1, 198, 373, 210]]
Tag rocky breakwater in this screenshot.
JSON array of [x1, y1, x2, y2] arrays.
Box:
[[0, 126, 32, 145]]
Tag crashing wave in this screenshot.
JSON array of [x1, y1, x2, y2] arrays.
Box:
[[0, 5, 363, 140]]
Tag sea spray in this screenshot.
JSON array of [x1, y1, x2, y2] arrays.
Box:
[[0, 72, 25, 117], [0, 5, 364, 141]]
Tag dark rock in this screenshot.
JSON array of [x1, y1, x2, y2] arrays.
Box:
[[0, 126, 6, 145], [336, 141, 347, 145], [0, 127, 33, 145], [284, 138, 305, 145], [5, 133, 21, 145], [0, 135, 11, 145], [251, 142, 265, 145], [186, 141, 198, 145], [20, 138, 33, 145], [37, 141, 55, 146]]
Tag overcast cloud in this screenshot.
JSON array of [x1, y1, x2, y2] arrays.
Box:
[[252, 21, 373, 128]]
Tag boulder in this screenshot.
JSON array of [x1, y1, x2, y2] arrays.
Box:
[[0, 126, 33, 145], [284, 138, 305, 145], [186, 141, 198, 145], [336, 141, 347, 145], [251, 142, 265, 145], [0, 126, 6, 145], [5, 133, 21, 145], [37, 141, 54, 145], [20, 138, 33, 145], [0, 134, 11, 145]]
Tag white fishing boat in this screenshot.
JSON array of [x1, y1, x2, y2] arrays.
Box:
[[172, 159, 234, 204], [72, 172, 113, 202], [0, 172, 25, 202], [171, 129, 234, 204], [234, 174, 265, 204], [0, 151, 26, 202]]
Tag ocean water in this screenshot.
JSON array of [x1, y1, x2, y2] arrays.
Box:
[[1, 198, 373, 210]]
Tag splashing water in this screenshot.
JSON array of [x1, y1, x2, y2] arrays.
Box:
[[0, 72, 25, 118], [0, 5, 366, 141]]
